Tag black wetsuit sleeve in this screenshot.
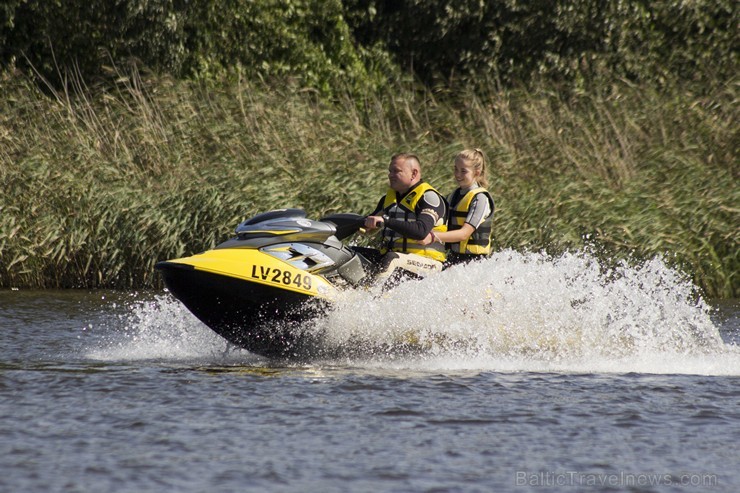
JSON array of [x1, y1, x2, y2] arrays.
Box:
[[385, 214, 434, 240]]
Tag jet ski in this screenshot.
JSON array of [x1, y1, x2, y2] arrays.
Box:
[[155, 209, 378, 358]]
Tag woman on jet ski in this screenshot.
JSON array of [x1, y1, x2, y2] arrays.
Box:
[[421, 148, 495, 266]]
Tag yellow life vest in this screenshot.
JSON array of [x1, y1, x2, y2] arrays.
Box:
[[448, 187, 494, 255], [380, 182, 447, 262]]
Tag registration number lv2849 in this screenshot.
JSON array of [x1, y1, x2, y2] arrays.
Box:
[[250, 265, 312, 291]]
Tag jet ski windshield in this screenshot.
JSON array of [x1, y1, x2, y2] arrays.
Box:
[[240, 208, 307, 226], [233, 209, 338, 243]]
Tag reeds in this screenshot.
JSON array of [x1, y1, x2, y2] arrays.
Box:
[[0, 70, 736, 297]]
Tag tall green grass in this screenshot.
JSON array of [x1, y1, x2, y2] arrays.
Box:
[[0, 70, 737, 297]]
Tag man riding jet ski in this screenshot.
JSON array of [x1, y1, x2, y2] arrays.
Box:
[[361, 152, 448, 285]]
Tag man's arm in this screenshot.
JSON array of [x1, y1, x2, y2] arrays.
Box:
[[364, 197, 388, 231], [384, 214, 435, 240]]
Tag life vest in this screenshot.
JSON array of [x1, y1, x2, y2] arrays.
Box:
[[380, 182, 447, 262], [448, 187, 494, 255]]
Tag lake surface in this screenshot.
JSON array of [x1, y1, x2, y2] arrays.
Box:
[[1, 252, 739, 492]]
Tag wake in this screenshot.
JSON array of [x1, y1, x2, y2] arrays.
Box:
[[86, 250, 740, 375], [319, 250, 738, 374]]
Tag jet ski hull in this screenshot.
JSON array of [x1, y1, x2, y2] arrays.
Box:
[[155, 244, 342, 358], [157, 261, 329, 358]]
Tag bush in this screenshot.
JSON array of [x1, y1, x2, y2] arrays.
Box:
[[343, 0, 738, 88], [2, 1, 735, 93], [0, 0, 385, 96]]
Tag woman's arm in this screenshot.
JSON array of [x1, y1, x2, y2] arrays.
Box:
[[421, 223, 476, 245]]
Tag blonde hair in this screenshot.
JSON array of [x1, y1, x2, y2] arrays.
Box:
[[455, 148, 488, 188]]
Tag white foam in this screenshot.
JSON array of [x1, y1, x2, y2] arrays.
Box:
[[317, 250, 739, 375], [85, 294, 259, 364]]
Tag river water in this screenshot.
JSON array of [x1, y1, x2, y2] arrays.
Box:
[[1, 251, 738, 492]]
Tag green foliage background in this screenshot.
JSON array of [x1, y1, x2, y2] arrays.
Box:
[[0, 0, 737, 297], [2, 0, 736, 90]]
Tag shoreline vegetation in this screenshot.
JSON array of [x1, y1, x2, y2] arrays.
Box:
[[0, 1, 737, 298], [1, 71, 736, 298]]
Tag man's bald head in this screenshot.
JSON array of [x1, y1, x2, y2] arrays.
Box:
[[388, 153, 422, 193]]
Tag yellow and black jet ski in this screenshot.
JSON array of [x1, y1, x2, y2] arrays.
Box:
[[155, 209, 374, 358]]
